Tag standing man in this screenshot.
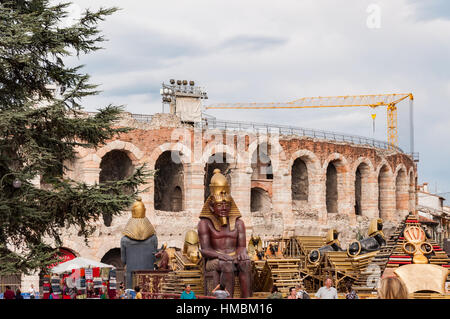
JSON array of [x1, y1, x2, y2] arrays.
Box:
[[316, 278, 338, 299]]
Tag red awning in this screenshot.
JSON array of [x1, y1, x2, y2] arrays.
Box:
[[47, 248, 77, 269]]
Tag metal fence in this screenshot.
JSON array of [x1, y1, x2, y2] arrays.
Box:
[[196, 118, 404, 153], [86, 111, 405, 153]]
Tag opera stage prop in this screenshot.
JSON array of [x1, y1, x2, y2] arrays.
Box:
[[121, 200, 449, 298], [198, 169, 252, 298], [308, 229, 343, 265], [394, 225, 449, 296], [120, 197, 158, 289], [347, 219, 386, 257]]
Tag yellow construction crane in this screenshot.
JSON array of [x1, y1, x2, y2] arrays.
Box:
[[205, 93, 414, 150]]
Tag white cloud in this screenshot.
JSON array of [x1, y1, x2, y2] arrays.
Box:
[[65, 0, 450, 193]]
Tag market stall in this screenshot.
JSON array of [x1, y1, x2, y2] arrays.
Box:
[[44, 257, 117, 299]]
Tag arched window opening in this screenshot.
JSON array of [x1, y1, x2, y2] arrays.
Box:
[[251, 187, 272, 214], [251, 144, 273, 180], [355, 167, 362, 215], [154, 151, 184, 212], [326, 162, 338, 214], [292, 158, 308, 211], [378, 165, 390, 219], [99, 150, 134, 226]]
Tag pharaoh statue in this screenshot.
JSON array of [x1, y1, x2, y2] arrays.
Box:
[[120, 197, 158, 289], [198, 169, 252, 298], [347, 218, 386, 257]]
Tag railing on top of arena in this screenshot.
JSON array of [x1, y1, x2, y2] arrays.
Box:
[[86, 111, 406, 153]]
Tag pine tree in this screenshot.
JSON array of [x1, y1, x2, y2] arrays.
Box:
[[0, 1, 150, 274]]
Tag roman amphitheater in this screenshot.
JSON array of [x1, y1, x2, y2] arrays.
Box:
[[41, 105, 417, 284]]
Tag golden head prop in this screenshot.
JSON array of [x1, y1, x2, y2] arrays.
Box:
[[131, 196, 146, 218], [209, 168, 232, 203], [199, 169, 241, 231], [402, 225, 433, 264], [122, 197, 156, 241], [394, 224, 449, 295]]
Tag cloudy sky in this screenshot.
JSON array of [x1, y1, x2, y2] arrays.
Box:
[[63, 0, 450, 197]]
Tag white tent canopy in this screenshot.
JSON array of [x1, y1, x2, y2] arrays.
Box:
[[50, 257, 115, 274]]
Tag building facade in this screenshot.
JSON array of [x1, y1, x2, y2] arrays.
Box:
[[20, 111, 418, 291]]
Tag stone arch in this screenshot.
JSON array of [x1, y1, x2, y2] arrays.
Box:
[[154, 150, 184, 212], [251, 181, 272, 197], [147, 142, 191, 171], [377, 163, 393, 220], [100, 150, 134, 182], [394, 164, 409, 217], [353, 158, 374, 217], [99, 149, 134, 227], [96, 140, 143, 163], [289, 150, 321, 171], [291, 157, 308, 201], [326, 162, 338, 214], [322, 153, 350, 215], [247, 136, 287, 174], [201, 142, 237, 166], [289, 150, 321, 212]]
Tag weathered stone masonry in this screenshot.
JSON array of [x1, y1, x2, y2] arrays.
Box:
[[59, 113, 417, 265]]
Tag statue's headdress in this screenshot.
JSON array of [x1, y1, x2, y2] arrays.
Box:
[[199, 169, 241, 231], [122, 197, 156, 241]]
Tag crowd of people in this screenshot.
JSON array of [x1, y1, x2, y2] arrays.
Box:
[[2, 285, 37, 300], [267, 276, 408, 299], [2, 275, 410, 300]]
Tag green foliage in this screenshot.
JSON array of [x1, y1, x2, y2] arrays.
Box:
[[0, 1, 151, 274]]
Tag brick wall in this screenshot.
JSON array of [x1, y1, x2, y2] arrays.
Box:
[[58, 114, 417, 260]]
